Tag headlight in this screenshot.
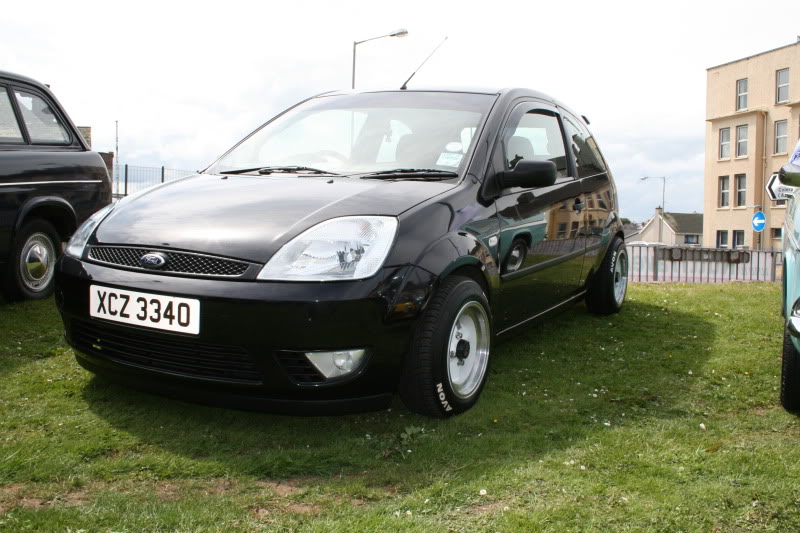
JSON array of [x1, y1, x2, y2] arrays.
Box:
[[65, 203, 115, 258], [257, 216, 398, 281]]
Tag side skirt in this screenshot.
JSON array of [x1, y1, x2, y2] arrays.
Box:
[[496, 290, 587, 337]]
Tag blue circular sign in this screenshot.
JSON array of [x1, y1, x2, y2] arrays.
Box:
[[752, 211, 766, 232]]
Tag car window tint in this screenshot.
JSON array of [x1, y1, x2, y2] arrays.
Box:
[[562, 114, 606, 178], [504, 111, 568, 178], [14, 90, 70, 144], [0, 87, 24, 143]]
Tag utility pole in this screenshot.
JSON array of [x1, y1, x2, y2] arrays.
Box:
[[115, 120, 119, 196], [351, 29, 408, 89]]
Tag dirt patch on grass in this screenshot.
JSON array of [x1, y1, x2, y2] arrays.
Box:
[[0, 484, 91, 513], [156, 482, 180, 501], [466, 501, 508, 515], [284, 502, 321, 514], [251, 501, 322, 518], [257, 480, 301, 497]]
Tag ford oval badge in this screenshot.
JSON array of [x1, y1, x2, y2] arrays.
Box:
[[140, 252, 168, 269]]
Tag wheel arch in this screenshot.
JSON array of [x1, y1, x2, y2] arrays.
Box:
[[15, 197, 78, 243], [414, 232, 500, 304]]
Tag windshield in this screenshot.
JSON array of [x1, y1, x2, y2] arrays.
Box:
[[207, 92, 496, 176]]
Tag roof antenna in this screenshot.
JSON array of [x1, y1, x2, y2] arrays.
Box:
[[400, 36, 448, 90]]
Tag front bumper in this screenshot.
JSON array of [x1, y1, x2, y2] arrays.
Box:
[[55, 255, 437, 413]]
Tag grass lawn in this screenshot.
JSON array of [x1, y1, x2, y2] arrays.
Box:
[[1, 283, 798, 532]]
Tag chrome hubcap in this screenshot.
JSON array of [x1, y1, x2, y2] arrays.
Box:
[[613, 249, 628, 305], [447, 301, 490, 400], [20, 232, 55, 292]]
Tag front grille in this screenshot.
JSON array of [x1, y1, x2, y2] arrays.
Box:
[[72, 320, 262, 384], [276, 352, 325, 384], [88, 246, 250, 277]]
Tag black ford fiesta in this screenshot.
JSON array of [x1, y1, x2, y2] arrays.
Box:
[[55, 87, 627, 418]]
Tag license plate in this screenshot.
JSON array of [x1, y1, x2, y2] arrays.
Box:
[[89, 285, 200, 334]]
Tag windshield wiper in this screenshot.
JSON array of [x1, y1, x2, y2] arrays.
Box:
[[357, 168, 459, 180], [219, 166, 340, 176]]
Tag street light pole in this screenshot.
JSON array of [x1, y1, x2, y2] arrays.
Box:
[[641, 176, 667, 243], [351, 28, 408, 89]]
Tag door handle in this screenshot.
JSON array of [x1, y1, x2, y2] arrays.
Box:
[[573, 197, 585, 213]]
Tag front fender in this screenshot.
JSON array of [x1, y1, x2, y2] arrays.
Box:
[[414, 231, 500, 301]]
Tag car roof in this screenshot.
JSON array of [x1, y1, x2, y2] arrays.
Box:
[[0, 69, 51, 92], [320, 86, 550, 100], [314, 87, 586, 124]]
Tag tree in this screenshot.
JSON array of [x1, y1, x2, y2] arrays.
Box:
[[621, 217, 632, 225]]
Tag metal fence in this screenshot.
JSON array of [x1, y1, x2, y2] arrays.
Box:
[[112, 164, 197, 197], [627, 244, 782, 283]]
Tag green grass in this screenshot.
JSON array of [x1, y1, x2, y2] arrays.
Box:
[[1, 283, 799, 532]]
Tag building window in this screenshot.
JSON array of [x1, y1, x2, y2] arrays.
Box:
[[556, 222, 567, 239], [736, 125, 748, 157], [735, 174, 746, 207], [719, 176, 730, 207], [775, 120, 788, 154], [772, 227, 783, 239], [684, 234, 699, 245], [719, 128, 731, 159], [570, 221, 579, 238], [733, 230, 745, 249], [736, 79, 748, 110], [777, 69, 790, 104], [716, 230, 729, 248]]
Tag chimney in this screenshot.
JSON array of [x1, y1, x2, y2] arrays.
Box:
[[656, 206, 663, 217]]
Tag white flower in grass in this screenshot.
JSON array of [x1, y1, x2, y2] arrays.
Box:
[[699, 423, 707, 431], [479, 489, 487, 496]]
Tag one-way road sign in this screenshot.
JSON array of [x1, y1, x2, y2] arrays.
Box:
[[752, 211, 766, 232]]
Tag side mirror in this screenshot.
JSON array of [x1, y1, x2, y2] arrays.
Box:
[[779, 163, 800, 187], [500, 160, 557, 189]]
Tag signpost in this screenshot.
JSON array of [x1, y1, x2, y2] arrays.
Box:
[[752, 211, 766, 233], [766, 173, 795, 202]]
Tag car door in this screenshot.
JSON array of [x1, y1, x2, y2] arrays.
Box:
[[560, 111, 615, 287], [0, 83, 29, 265], [493, 102, 586, 329]]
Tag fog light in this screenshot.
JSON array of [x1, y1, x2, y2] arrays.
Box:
[[305, 349, 366, 379]]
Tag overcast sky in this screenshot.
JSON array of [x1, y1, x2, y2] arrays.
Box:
[[2, 0, 798, 221]]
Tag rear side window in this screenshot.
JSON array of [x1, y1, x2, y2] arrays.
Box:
[[562, 114, 607, 178], [14, 89, 70, 144], [0, 87, 24, 143], [504, 111, 569, 178]]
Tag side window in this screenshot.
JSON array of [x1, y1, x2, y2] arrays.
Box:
[[0, 87, 24, 143], [13, 89, 70, 144], [503, 111, 568, 179], [562, 114, 607, 178]]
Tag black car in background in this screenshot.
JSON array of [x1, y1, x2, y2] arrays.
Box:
[[55, 88, 626, 418], [0, 71, 111, 300]]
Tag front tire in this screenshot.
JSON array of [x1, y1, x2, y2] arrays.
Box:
[[399, 276, 492, 418], [586, 236, 627, 315], [781, 327, 800, 412], [3, 219, 60, 300]]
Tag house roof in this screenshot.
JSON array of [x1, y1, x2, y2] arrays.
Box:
[[622, 223, 641, 239], [662, 212, 703, 234], [706, 40, 800, 70]]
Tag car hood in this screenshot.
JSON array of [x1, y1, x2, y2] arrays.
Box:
[[94, 173, 456, 263]]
